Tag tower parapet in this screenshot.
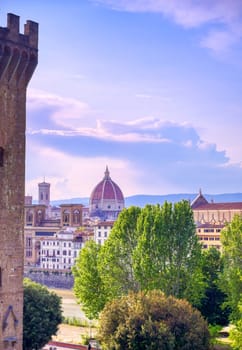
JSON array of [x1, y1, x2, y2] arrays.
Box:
[[0, 13, 38, 350], [0, 13, 38, 86]]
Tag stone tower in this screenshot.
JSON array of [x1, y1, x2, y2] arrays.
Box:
[[38, 181, 50, 206], [0, 13, 38, 349]]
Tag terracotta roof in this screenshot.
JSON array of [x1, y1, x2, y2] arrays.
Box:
[[90, 166, 124, 203], [193, 202, 242, 210], [94, 220, 115, 226], [196, 223, 225, 228]]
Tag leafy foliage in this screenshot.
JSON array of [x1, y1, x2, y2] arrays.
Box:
[[72, 239, 106, 319], [220, 214, 242, 322], [98, 206, 142, 299], [98, 290, 210, 350], [198, 247, 231, 325], [133, 201, 205, 306], [229, 314, 242, 350], [23, 278, 62, 350], [73, 202, 207, 318]]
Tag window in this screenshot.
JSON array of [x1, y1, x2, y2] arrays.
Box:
[[0, 147, 4, 167], [73, 210, 80, 224]]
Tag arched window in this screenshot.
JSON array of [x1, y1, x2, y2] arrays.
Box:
[[73, 210, 80, 225], [63, 210, 70, 225], [26, 211, 33, 224]]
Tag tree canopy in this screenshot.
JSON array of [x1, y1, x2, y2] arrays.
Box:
[[73, 201, 206, 319], [23, 278, 62, 350], [98, 290, 210, 350], [72, 239, 107, 319], [98, 206, 142, 299], [198, 247, 230, 325], [133, 201, 204, 306], [220, 214, 242, 322]]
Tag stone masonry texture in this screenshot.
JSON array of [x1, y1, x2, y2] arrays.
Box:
[[0, 13, 38, 350]]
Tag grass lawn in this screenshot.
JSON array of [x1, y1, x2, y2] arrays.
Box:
[[49, 288, 97, 344], [49, 288, 89, 320]]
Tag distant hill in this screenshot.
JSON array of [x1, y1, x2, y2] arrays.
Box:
[[49, 193, 242, 208]]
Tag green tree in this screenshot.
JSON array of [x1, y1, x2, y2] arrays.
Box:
[[229, 302, 242, 350], [98, 290, 210, 350], [133, 201, 205, 306], [72, 239, 106, 319], [23, 278, 62, 350], [220, 214, 242, 321], [98, 206, 142, 300], [72, 201, 207, 318], [198, 247, 230, 325]]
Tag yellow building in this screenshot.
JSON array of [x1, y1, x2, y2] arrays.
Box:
[[191, 190, 242, 250]]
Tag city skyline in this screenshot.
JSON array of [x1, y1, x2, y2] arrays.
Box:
[[1, 1, 242, 199]]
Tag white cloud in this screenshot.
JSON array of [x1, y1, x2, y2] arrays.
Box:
[[27, 89, 92, 129], [201, 28, 241, 53], [28, 108, 197, 144], [26, 142, 140, 199], [92, 0, 242, 54], [93, 0, 242, 26]]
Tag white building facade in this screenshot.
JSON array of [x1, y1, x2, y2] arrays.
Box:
[[93, 221, 114, 245], [39, 230, 83, 270]]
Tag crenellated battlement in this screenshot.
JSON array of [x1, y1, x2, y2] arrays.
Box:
[[0, 13, 38, 49], [0, 13, 38, 86]]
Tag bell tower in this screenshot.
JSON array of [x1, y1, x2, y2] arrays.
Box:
[[0, 13, 38, 349]]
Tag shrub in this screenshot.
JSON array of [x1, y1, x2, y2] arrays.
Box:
[[23, 278, 62, 350], [98, 290, 210, 350]]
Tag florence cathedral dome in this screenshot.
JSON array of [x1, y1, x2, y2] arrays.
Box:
[[89, 166, 125, 220]]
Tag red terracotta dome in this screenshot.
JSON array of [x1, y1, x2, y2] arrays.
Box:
[[89, 166, 125, 219]]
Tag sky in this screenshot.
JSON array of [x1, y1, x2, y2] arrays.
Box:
[[1, 0, 242, 200]]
